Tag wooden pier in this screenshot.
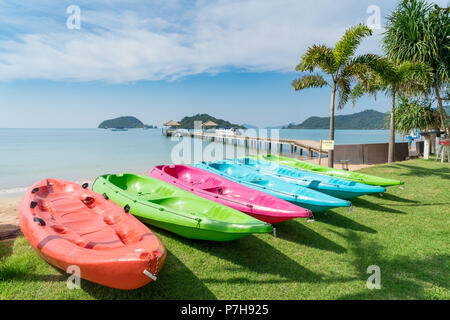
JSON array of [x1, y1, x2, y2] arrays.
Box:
[[173, 131, 327, 159]]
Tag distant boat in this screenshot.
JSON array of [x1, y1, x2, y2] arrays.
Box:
[[111, 128, 128, 131], [215, 127, 242, 136]]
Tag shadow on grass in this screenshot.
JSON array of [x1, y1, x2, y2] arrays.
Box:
[[368, 193, 419, 204], [1, 236, 216, 299], [384, 202, 450, 207], [0, 224, 22, 241], [177, 233, 323, 285], [395, 163, 450, 179], [0, 244, 67, 283], [352, 198, 406, 214], [0, 238, 15, 260], [338, 231, 449, 299], [315, 211, 377, 234], [82, 248, 217, 300], [275, 219, 348, 252]]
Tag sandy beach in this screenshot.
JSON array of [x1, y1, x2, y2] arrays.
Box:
[[0, 162, 374, 241], [0, 196, 22, 240]]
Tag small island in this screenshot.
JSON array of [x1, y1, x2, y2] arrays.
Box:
[[98, 116, 156, 129], [177, 113, 244, 129], [284, 109, 389, 130]]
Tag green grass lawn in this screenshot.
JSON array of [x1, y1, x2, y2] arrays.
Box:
[[1, 158, 449, 299]]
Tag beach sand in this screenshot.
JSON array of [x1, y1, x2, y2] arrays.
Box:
[[0, 196, 22, 240], [0, 162, 375, 241], [308, 158, 375, 171]]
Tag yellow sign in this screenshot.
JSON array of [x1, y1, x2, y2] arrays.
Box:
[[321, 140, 335, 150]]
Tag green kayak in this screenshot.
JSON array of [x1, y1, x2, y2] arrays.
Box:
[[252, 154, 404, 187], [92, 173, 272, 241]]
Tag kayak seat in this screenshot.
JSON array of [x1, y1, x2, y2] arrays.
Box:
[[31, 180, 155, 253], [83, 228, 124, 250], [40, 196, 126, 250], [153, 185, 176, 197], [103, 215, 122, 225], [115, 228, 142, 245], [307, 180, 321, 189], [50, 224, 69, 234], [195, 176, 223, 188], [202, 186, 229, 195]]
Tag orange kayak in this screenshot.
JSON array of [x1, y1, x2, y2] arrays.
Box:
[[19, 179, 166, 290]]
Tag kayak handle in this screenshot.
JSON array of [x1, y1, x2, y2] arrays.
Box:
[[33, 217, 46, 226], [82, 196, 95, 206], [124, 204, 131, 213], [82, 183, 89, 189], [143, 253, 160, 281]]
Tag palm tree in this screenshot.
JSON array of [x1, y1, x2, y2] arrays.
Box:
[[292, 24, 374, 167], [383, 0, 450, 135], [394, 97, 440, 135], [350, 57, 432, 162]]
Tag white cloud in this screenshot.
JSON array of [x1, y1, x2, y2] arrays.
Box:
[[0, 0, 443, 83]]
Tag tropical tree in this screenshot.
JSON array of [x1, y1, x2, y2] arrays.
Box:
[[292, 24, 374, 167], [350, 57, 432, 162], [393, 97, 440, 135], [383, 0, 450, 135]]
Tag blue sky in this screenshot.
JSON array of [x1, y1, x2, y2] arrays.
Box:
[[0, 0, 447, 128]]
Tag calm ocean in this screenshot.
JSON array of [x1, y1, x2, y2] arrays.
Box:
[[0, 128, 405, 194]]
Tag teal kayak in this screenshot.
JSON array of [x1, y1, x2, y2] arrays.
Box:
[[194, 162, 351, 212], [252, 154, 404, 187], [93, 173, 272, 241], [233, 158, 386, 199]]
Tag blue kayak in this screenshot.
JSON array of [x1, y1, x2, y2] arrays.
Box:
[[232, 158, 386, 199], [194, 161, 351, 212]]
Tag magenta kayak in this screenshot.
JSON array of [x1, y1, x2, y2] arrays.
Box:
[[149, 165, 312, 224]]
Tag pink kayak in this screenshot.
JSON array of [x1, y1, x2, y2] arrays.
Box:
[[149, 165, 312, 224]]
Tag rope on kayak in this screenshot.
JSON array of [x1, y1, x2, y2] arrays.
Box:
[[143, 253, 160, 281]]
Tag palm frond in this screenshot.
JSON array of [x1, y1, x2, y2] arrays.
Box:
[[397, 61, 433, 95], [349, 83, 366, 107], [394, 96, 440, 134], [292, 74, 330, 91], [296, 44, 336, 74], [333, 24, 373, 69], [383, 0, 449, 87]]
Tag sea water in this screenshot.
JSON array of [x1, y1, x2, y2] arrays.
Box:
[[0, 128, 405, 194]]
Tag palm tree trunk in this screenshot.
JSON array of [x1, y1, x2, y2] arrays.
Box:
[[388, 90, 396, 163], [328, 82, 337, 168], [434, 84, 446, 137]]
